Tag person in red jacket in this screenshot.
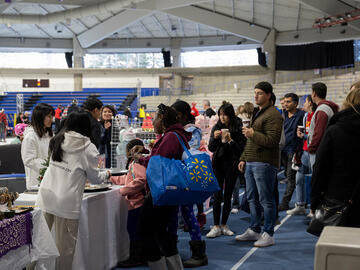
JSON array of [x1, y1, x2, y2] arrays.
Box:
[[191, 102, 200, 117], [0, 109, 8, 142], [307, 83, 339, 169], [54, 105, 62, 132]]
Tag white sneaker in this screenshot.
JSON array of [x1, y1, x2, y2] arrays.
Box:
[[221, 225, 234, 236], [254, 232, 275, 247], [231, 208, 239, 214], [206, 225, 221, 238], [235, 228, 260, 241], [286, 204, 306, 215]]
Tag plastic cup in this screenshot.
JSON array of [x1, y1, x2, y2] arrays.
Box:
[[298, 125, 305, 133], [243, 120, 250, 128], [221, 128, 229, 143]]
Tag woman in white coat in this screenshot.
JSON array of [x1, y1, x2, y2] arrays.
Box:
[[36, 112, 110, 270], [21, 103, 54, 190]]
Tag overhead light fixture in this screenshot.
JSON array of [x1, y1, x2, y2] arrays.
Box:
[[340, 29, 346, 34], [324, 17, 332, 23], [171, 25, 177, 31], [249, 22, 255, 27], [294, 34, 299, 39], [346, 12, 352, 18]]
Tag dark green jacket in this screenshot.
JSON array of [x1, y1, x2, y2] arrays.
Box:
[[240, 104, 283, 167]]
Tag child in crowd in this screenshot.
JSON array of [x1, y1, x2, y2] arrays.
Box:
[[36, 112, 110, 270], [110, 139, 148, 268]]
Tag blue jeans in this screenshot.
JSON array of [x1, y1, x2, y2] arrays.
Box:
[[295, 151, 312, 206], [245, 162, 277, 236]]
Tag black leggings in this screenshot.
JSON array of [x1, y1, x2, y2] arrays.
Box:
[[213, 164, 238, 225], [137, 195, 179, 262]]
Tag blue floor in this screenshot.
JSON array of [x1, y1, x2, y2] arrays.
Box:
[[113, 183, 318, 270]]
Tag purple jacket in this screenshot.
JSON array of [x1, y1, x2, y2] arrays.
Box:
[[140, 123, 192, 168]]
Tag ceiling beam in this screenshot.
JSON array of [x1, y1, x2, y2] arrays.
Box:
[[0, 36, 260, 52], [0, 4, 11, 14], [276, 26, 360, 45], [77, 9, 152, 48], [164, 5, 269, 42], [299, 0, 360, 32]]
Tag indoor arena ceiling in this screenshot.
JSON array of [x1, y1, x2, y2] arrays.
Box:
[[1, 0, 360, 53]]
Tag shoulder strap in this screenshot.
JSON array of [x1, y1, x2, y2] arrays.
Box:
[[172, 132, 192, 158]]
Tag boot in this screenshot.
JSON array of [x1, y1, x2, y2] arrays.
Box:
[[117, 241, 146, 268], [196, 213, 206, 229], [165, 253, 184, 270], [183, 240, 208, 268], [148, 257, 167, 270]]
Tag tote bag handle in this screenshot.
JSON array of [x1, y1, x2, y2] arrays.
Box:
[[172, 132, 192, 158]]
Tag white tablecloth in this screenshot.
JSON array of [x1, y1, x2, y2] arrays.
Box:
[[14, 185, 129, 270], [0, 208, 59, 270]]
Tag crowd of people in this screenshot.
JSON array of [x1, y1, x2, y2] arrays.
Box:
[[14, 80, 360, 269]]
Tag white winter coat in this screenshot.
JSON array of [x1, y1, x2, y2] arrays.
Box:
[[36, 131, 108, 220], [21, 126, 52, 190]]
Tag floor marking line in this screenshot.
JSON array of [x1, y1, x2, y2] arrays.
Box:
[[230, 214, 292, 270]]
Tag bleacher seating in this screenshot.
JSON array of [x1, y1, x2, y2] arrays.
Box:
[[141, 71, 360, 110], [0, 87, 147, 126]]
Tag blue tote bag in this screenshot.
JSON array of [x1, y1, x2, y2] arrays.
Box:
[[146, 132, 220, 205]]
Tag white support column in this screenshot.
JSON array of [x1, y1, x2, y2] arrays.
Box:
[[73, 36, 85, 91], [263, 29, 276, 84], [170, 38, 182, 67]]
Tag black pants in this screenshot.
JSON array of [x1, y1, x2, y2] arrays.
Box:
[[281, 152, 296, 206], [213, 163, 238, 225], [137, 195, 179, 262]]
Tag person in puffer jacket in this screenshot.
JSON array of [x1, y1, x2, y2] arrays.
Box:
[[110, 139, 148, 268], [36, 112, 110, 270]]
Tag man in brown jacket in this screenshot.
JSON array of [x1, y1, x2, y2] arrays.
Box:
[[235, 81, 283, 247]]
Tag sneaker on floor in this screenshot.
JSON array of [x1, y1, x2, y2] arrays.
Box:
[[231, 208, 239, 214], [278, 204, 289, 211], [254, 232, 275, 247], [286, 204, 306, 215], [206, 225, 221, 238], [221, 225, 234, 236], [235, 228, 260, 241]]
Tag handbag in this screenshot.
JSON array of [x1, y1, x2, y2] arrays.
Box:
[[146, 132, 220, 206], [307, 180, 360, 237], [306, 197, 349, 237]]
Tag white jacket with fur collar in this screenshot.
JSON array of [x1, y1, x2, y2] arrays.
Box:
[[36, 131, 107, 219]]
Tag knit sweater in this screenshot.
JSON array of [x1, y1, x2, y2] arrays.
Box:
[[240, 104, 283, 167]]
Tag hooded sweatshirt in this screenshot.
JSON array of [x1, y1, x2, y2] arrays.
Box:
[[140, 123, 191, 168], [21, 126, 52, 189], [36, 131, 108, 219], [308, 100, 339, 154]]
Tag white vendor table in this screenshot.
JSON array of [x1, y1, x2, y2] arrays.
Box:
[[0, 208, 59, 270], [14, 185, 129, 270]]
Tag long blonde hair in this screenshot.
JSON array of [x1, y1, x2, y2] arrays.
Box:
[[342, 88, 360, 115]]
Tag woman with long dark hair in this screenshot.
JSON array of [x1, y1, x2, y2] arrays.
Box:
[[206, 103, 246, 238], [36, 112, 110, 269], [99, 105, 117, 168], [21, 103, 55, 189]]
